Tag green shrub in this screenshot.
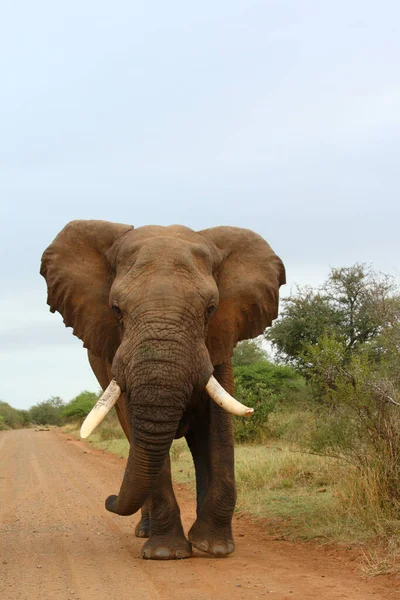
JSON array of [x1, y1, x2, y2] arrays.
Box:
[[29, 397, 64, 426], [234, 361, 303, 398], [233, 361, 304, 443], [63, 391, 98, 420], [0, 401, 31, 429], [0, 415, 9, 430], [301, 335, 400, 514], [233, 386, 276, 443], [17, 410, 31, 427]]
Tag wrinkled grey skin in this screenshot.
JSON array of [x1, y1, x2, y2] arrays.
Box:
[[41, 221, 285, 560]]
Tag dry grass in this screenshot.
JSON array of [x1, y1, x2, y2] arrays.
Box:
[[63, 419, 130, 457], [359, 548, 400, 577]]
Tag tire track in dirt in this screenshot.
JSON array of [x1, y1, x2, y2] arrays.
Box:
[[0, 429, 398, 600]]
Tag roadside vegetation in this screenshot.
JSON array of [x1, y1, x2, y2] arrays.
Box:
[[0, 391, 99, 430], [265, 264, 400, 572], [0, 401, 31, 430], [4, 262, 400, 573]]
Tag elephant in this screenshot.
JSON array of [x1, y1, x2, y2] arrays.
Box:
[[40, 221, 285, 560]]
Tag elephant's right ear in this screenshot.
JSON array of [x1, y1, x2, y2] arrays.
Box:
[[40, 220, 133, 361]]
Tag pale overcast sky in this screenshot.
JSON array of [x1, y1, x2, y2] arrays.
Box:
[[1, 1, 399, 409]]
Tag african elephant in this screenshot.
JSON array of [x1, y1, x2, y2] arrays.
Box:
[[40, 221, 285, 560]]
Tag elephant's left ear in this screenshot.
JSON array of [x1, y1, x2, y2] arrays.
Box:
[[199, 227, 286, 364]]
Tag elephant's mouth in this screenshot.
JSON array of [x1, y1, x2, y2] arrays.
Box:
[[80, 375, 253, 439]]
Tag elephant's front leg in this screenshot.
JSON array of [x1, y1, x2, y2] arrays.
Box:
[[140, 456, 192, 560], [186, 364, 236, 557]]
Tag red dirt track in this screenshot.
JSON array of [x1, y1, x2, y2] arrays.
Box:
[[0, 429, 398, 600]]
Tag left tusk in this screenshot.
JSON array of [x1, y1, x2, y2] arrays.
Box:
[[80, 379, 122, 439], [205, 375, 254, 417]]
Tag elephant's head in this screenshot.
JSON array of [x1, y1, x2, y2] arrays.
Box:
[[41, 221, 285, 516]]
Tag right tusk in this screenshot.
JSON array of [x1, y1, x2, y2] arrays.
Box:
[[80, 379, 122, 439], [206, 375, 254, 417]]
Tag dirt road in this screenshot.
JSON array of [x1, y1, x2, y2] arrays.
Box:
[[0, 429, 398, 600]]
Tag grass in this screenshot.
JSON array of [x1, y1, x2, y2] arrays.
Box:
[[64, 421, 130, 457], [235, 445, 339, 534]]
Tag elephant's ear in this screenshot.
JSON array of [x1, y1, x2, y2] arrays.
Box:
[[40, 220, 133, 361], [199, 227, 286, 365]]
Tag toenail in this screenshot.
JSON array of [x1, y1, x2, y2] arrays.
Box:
[[213, 545, 226, 555], [196, 541, 209, 552], [155, 548, 170, 558]]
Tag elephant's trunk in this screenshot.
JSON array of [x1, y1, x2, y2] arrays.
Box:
[[104, 297, 214, 517], [105, 343, 195, 516], [106, 412, 179, 515]]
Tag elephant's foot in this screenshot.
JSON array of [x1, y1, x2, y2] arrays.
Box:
[[135, 515, 150, 538], [141, 533, 192, 560], [188, 519, 235, 557]]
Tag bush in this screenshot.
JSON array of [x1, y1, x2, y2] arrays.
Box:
[[29, 397, 64, 426], [18, 410, 31, 427], [302, 335, 400, 515], [233, 384, 276, 443], [63, 391, 98, 420], [0, 415, 9, 430], [0, 401, 31, 429], [233, 361, 304, 443]]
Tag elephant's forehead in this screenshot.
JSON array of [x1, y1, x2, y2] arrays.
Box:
[[136, 224, 195, 235], [112, 231, 217, 302], [117, 227, 213, 267], [128, 224, 200, 244]]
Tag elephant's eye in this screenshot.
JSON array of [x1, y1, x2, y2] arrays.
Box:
[[112, 304, 123, 320], [205, 303, 217, 321]]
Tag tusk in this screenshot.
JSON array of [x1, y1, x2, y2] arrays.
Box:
[[206, 375, 254, 417], [80, 379, 121, 439]]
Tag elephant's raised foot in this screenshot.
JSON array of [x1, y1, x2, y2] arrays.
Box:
[[188, 520, 235, 557], [135, 515, 150, 538], [141, 535, 192, 560]]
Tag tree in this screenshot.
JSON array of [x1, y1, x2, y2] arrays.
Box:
[[265, 264, 400, 518], [232, 340, 268, 367], [267, 264, 399, 375], [362, 291, 400, 382], [325, 265, 394, 353], [266, 290, 339, 368]]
